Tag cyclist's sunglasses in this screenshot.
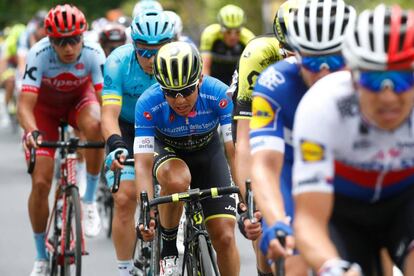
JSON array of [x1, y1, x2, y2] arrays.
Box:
[[301, 55, 346, 73], [50, 35, 82, 47], [162, 81, 199, 98], [356, 71, 414, 94], [135, 47, 159, 59]]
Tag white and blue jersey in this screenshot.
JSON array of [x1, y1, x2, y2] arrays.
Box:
[[293, 71, 414, 202], [249, 57, 307, 218], [134, 76, 233, 153], [102, 43, 157, 124]]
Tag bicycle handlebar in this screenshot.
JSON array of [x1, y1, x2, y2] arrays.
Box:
[[275, 231, 286, 276], [27, 137, 104, 174], [111, 157, 134, 194], [245, 179, 256, 223], [139, 186, 240, 231]]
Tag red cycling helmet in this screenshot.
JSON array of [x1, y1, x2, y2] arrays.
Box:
[[44, 4, 88, 38]]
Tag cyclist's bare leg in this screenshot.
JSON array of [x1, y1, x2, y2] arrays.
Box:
[[404, 249, 414, 275], [112, 179, 137, 260], [156, 159, 190, 229], [284, 255, 308, 276], [76, 103, 104, 175], [206, 217, 240, 276], [28, 156, 54, 232], [253, 239, 273, 274], [4, 76, 15, 108]]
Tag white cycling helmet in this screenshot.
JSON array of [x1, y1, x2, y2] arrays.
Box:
[[287, 0, 356, 55], [132, 0, 163, 18], [343, 4, 414, 71], [164, 11, 183, 38]]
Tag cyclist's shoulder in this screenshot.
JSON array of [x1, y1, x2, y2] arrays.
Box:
[[200, 75, 229, 97], [254, 57, 301, 96], [105, 44, 134, 70], [201, 24, 221, 38], [81, 40, 105, 56], [27, 37, 52, 58], [240, 35, 284, 70], [303, 70, 354, 110], [136, 83, 164, 108], [239, 27, 255, 44]]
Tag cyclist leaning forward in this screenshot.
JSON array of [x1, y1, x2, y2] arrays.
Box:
[[101, 10, 175, 276], [134, 41, 240, 276], [17, 4, 106, 276], [292, 4, 414, 275]]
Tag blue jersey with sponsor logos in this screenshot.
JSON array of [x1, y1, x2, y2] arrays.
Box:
[[102, 43, 157, 124], [134, 76, 233, 153], [249, 57, 307, 217]]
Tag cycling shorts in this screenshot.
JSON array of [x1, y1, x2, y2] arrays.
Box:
[[153, 133, 237, 222], [24, 82, 98, 159], [329, 184, 414, 275]]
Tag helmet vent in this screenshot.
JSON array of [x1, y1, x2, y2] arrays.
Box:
[[172, 59, 179, 86]]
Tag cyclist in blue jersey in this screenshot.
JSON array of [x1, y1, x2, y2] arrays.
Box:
[[249, 0, 355, 271], [134, 42, 239, 276], [101, 10, 174, 276], [293, 5, 414, 275]]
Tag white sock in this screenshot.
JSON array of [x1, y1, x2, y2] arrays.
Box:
[[117, 260, 134, 276]]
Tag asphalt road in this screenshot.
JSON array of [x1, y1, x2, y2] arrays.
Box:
[[0, 117, 257, 275]]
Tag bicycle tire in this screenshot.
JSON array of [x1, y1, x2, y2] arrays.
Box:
[[197, 235, 216, 276], [149, 226, 161, 275], [49, 230, 60, 276], [62, 186, 82, 276]]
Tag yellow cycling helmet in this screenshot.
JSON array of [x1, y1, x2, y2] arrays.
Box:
[[154, 41, 202, 89], [273, 0, 302, 51], [217, 4, 245, 29]]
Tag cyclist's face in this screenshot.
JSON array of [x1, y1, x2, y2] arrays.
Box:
[[164, 78, 202, 117], [51, 36, 83, 64], [222, 28, 241, 47], [135, 42, 165, 74], [357, 75, 414, 131]]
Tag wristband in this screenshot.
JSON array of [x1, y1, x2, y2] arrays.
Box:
[[106, 134, 127, 152]]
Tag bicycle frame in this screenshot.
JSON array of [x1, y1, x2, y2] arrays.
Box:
[[182, 196, 220, 275], [44, 128, 87, 263]]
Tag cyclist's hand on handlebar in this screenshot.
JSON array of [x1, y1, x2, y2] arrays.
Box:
[[260, 220, 294, 260], [138, 219, 156, 242], [105, 148, 128, 171], [237, 202, 262, 240], [24, 130, 42, 150]]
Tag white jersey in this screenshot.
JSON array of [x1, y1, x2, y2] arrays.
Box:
[[293, 71, 414, 202], [21, 37, 105, 94]]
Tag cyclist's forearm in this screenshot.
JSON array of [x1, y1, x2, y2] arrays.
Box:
[[18, 93, 37, 132], [134, 153, 155, 200], [251, 152, 286, 224], [234, 120, 251, 198], [101, 105, 121, 140], [294, 193, 338, 271]]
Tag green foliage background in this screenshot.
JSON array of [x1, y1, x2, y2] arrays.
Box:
[[0, 0, 413, 38]]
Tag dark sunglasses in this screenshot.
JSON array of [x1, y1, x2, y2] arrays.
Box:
[[301, 55, 346, 73], [162, 81, 199, 98], [50, 35, 82, 47], [356, 71, 414, 94], [135, 47, 159, 59]]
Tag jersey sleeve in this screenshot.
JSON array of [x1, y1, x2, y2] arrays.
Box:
[[250, 64, 294, 154], [292, 81, 336, 195], [211, 79, 233, 142], [21, 45, 44, 94], [102, 51, 123, 107], [133, 88, 157, 154], [90, 45, 106, 91]]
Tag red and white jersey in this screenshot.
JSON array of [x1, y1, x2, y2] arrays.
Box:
[[21, 37, 105, 95]]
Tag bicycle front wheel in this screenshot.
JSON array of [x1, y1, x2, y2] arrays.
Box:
[[197, 235, 217, 276], [62, 186, 82, 276]]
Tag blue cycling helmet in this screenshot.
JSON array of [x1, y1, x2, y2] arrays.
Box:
[[131, 10, 174, 45]]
